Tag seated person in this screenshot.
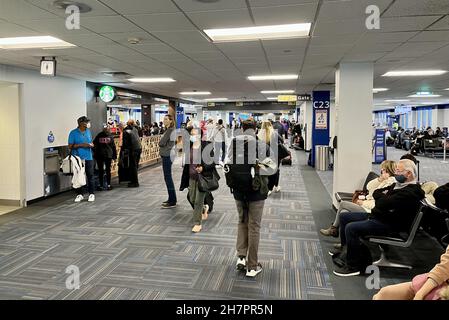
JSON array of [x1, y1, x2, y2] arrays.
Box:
[[332, 159, 425, 277], [373, 245, 449, 300], [320, 160, 396, 237]]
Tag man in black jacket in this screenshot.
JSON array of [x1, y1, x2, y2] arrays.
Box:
[[122, 119, 142, 187], [93, 125, 117, 190], [332, 159, 424, 277]]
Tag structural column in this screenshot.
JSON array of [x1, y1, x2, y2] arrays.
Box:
[[333, 62, 374, 207], [303, 101, 313, 152]]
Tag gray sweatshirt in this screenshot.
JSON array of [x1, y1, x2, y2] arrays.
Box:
[[159, 128, 175, 157]]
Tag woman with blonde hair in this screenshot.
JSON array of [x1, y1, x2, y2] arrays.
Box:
[[258, 120, 284, 194], [320, 160, 397, 237]]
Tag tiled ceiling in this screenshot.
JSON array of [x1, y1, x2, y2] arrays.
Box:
[[0, 0, 449, 109]]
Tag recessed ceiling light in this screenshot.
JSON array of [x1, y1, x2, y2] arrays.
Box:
[[373, 88, 389, 93], [180, 91, 211, 95], [204, 98, 228, 101], [248, 74, 299, 81], [385, 99, 410, 102], [128, 78, 176, 83], [204, 23, 311, 42], [383, 70, 447, 77], [52, 1, 92, 13], [0, 36, 76, 49], [261, 90, 295, 94]]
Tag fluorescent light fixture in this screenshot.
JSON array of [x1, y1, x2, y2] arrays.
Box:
[[128, 78, 175, 83], [408, 94, 441, 98], [154, 98, 169, 103], [204, 23, 311, 42], [373, 88, 389, 93], [204, 98, 228, 101], [383, 70, 447, 77], [180, 91, 211, 95], [385, 99, 410, 102], [267, 97, 278, 100], [248, 74, 299, 81], [445, 88, 449, 91], [0, 36, 76, 49], [261, 90, 295, 94]]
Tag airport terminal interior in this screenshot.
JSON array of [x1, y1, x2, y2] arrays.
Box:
[[1, 0, 449, 301]]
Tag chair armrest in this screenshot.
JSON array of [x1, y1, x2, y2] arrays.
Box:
[[422, 198, 449, 215]]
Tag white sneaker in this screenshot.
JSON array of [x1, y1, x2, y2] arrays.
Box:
[[274, 186, 281, 193], [74, 195, 84, 203], [236, 257, 246, 270], [267, 191, 272, 197], [246, 264, 263, 277], [88, 194, 95, 202]]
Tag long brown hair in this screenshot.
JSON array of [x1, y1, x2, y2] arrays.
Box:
[[164, 114, 175, 129]]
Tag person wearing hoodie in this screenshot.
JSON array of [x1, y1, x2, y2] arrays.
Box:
[[93, 124, 117, 191], [331, 159, 425, 277]]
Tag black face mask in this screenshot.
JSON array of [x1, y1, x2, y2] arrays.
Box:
[[395, 175, 407, 183]]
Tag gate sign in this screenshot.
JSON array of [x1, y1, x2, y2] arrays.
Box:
[[311, 91, 331, 168], [373, 129, 387, 164], [176, 105, 184, 129]]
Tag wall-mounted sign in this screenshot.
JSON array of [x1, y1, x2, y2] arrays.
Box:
[[373, 129, 387, 164], [297, 94, 312, 101], [40, 57, 57, 77], [99, 86, 116, 103], [236, 102, 243, 107], [277, 95, 297, 102], [207, 102, 216, 107], [315, 110, 328, 129], [47, 131, 55, 143]]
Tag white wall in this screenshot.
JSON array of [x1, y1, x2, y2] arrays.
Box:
[[0, 84, 21, 201], [0, 64, 86, 201]]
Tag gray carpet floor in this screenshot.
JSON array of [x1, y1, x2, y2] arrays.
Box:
[[0, 153, 333, 300]]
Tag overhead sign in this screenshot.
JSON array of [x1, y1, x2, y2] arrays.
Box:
[[297, 94, 312, 101], [99, 86, 116, 103], [236, 102, 243, 107], [40, 58, 56, 77], [207, 102, 215, 107], [277, 95, 297, 102]]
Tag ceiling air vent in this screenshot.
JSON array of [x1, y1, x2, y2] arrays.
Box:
[[52, 1, 92, 13]]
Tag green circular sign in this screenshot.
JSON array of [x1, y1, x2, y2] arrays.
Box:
[[99, 86, 115, 102]]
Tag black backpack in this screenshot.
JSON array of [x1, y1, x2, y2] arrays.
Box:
[[225, 137, 254, 192]]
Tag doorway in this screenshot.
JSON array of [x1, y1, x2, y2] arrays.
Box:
[[0, 81, 23, 215]]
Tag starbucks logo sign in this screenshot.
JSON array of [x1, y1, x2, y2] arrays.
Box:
[[99, 86, 115, 103]]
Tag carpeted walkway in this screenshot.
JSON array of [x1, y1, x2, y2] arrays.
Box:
[[0, 152, 333, 300]]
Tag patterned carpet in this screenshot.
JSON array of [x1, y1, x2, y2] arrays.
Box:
[[0, 152, 334, 300]]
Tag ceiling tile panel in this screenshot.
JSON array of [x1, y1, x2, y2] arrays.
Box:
[[102, 0, 179, 14], [172, 0, 247, 12], [384, 0, 449, 17], [127, 13, 197, 32], [185, 9, 253, 29], [252, 3, 318, 25]]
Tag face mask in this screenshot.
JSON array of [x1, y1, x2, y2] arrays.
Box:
[[86, 123, 91, 129], [190, 136, 197, 143], [395, 175, 407, 183]]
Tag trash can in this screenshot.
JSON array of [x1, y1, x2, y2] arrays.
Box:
[[315, 145, 329, 171]]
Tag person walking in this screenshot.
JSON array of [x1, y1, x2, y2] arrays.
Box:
[[180, 125, 217, 233], [121, 119, 142, 187], [226, 119, 276, 277], [159, 115, 177, 208], [93, 124, 117, 191], [68, 116, 96, 202], [212, 119, 227, 165]]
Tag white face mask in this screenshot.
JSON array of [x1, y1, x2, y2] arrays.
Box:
[[86, 123, 91, 129]]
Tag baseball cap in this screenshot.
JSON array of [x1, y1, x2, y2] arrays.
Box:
[[77, 116, 90, 124]]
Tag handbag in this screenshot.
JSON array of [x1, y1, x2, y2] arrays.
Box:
[[198, 172, 219, 192], [278, 143, 290, 160], [352, 190, 367, 204]]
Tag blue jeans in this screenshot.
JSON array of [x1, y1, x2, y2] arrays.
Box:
[[162, 156, 177, 204], [76, 159, 95, 195], [340, 211, 393, 268]]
